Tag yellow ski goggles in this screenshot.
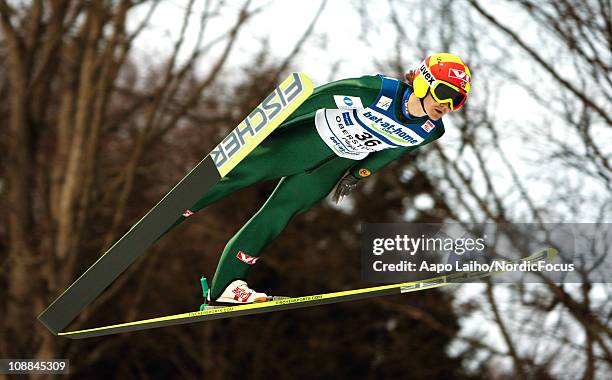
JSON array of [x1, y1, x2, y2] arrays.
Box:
[[430, 81, 468, 110]]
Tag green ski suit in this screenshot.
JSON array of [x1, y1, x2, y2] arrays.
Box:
[[167, 75, 445, 299]]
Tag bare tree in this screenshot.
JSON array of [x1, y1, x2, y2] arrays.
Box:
[[351, 0, 611, 379], [0, 0, 339, 377], [0, 0, 265, 376]]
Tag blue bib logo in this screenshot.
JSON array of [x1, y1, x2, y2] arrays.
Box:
[[343, 96, 353, 106], [342, 112, 354, 126]]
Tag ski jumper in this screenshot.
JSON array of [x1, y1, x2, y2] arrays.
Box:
[[165, 75, 446, 299]]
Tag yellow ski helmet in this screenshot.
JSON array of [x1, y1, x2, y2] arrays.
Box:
[[413, 53, 472, 110]]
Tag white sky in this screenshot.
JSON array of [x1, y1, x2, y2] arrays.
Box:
[[130, 0, 392, 79], [128, 0, 551, 124]]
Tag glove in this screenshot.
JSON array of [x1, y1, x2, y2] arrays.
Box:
[[332, 173, 360, 204]]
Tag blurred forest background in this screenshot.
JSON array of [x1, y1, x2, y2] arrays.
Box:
[[0, 0, 610, 379]]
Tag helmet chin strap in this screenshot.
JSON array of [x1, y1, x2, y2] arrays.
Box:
[[419, 89, 428, 115]]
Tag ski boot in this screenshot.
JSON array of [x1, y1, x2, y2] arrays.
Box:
[[199, 277, 287, 310]]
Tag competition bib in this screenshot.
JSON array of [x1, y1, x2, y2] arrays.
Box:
[[314, 76, 439, 160], [315, 108, 426, 159]]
